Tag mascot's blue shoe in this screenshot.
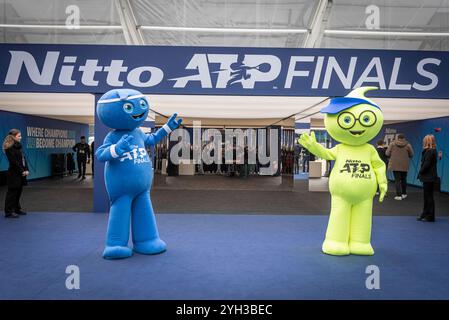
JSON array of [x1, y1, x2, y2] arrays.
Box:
[[103, 246, 133, 260], [133, 238, 167, 255]]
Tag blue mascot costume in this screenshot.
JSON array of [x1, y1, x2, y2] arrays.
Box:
[[96, 89, 182, 259]]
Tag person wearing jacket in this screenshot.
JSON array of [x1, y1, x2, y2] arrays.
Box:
[[417, 134, 438, 222], [376, 139, 388, 165], [72, 136, 91, 180], [386, 134, 414, 200], [376, 139, 388, 195], [2, 129, 29, 218]]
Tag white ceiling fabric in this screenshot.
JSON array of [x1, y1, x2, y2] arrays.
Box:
[[0, 0, 447, 49]]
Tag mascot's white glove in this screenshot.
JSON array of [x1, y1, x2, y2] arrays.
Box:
[[163, 113, 183, 133], [114, 135, 135, 156]]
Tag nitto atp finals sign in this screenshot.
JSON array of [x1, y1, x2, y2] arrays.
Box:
[[0, 44, 447, 98]]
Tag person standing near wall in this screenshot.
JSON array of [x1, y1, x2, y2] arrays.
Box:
[[417, 134, 438, 222], [3, 129, 28, 218], [302, 149, 310, 173], [376, 139, 389, 165], [72, 136, 91, 180], [376, 139, 389, 196], [386, 134, 414, 200]]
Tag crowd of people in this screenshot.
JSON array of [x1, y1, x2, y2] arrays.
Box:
[[375, 133, 439, 222], [154, 141, 277, 178], [2, 128, 442, 222]]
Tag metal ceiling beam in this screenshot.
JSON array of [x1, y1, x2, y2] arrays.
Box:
[[302, 0, 331, 48], [115, 0, 144, 45]]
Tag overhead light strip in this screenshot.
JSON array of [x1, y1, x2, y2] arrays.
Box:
[[325, 29, 449, 37], [2, 24, 446, 37], [139, 26, 309, 34], [0, 24, 122, 30]]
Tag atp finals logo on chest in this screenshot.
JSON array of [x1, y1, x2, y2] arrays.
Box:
[[120, 146, 150, 165], [340, 159, 372, 179]]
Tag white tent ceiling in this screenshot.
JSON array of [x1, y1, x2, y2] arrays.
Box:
[[0, 1, 448, 125], [0, 0, 448, 50], [0, 92, 448, 125]]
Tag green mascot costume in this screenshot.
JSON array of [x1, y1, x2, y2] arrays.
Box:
[[299, 87, 387, 256]]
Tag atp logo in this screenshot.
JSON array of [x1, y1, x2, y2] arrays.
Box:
[[340, 159, 372, 179], [120, 146, 150, 164], [170, 53, 281, 89]]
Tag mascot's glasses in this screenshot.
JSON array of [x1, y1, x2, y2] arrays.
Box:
[[337, 110, 377, 130]]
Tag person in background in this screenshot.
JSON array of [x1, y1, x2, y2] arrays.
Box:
[[72, 136, 91, 180], [386, 133, 414, 200], [302, 148, 310, 173], [417, 134, 438, 222], [376, 139, 388, 165], [3, 129, 28, 218], [294, 144, 301, 174], [375, 139, 389, 196]]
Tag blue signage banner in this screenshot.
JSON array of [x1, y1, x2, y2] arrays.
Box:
[[0, 110, 89, 180], [0, 43, 448, 98]]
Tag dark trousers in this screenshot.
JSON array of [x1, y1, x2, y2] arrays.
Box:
[[302, 157, 309, 173], [77, 158, 87, 177], [422, 182, 435, 220], [393, 171, 408, 196], [4, 186, 23, 214]]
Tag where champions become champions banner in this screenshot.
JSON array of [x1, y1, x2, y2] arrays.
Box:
[[0, 43, 447, 98]]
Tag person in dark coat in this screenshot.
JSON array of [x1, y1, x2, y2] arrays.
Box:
[[3, 129, 28, 218], [375, 139, 389, 195], [72, 136, 91, 179], [376, 139, 388, 165], [417, 134, 439, 222]]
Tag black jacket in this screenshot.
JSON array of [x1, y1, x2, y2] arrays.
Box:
[[73, 142, 91, 160], [418, 148, 438, 183], [5, 142, 28, 188], [376, 146, 388, 165]]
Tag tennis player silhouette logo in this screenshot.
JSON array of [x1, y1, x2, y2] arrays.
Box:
[[226, 55, 271, 87]]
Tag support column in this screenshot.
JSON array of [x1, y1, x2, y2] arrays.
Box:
[[93, 93, 110, 213]]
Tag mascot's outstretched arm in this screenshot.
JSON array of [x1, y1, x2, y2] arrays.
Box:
[[298, 131, 337, 161], [145, 113, 183, 146], [370, 146, 388, 202]]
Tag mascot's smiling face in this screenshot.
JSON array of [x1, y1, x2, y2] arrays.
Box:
[[97, 89, 150, 130], [321, 87, 383, 146], [325, 104, 383, 146]]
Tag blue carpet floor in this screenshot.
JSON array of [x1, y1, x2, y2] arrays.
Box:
[[0, 213, 448, 300]]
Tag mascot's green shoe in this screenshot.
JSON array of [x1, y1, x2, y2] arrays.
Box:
[[322, 239, 350, 256], [349, 241, 374, 256]]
